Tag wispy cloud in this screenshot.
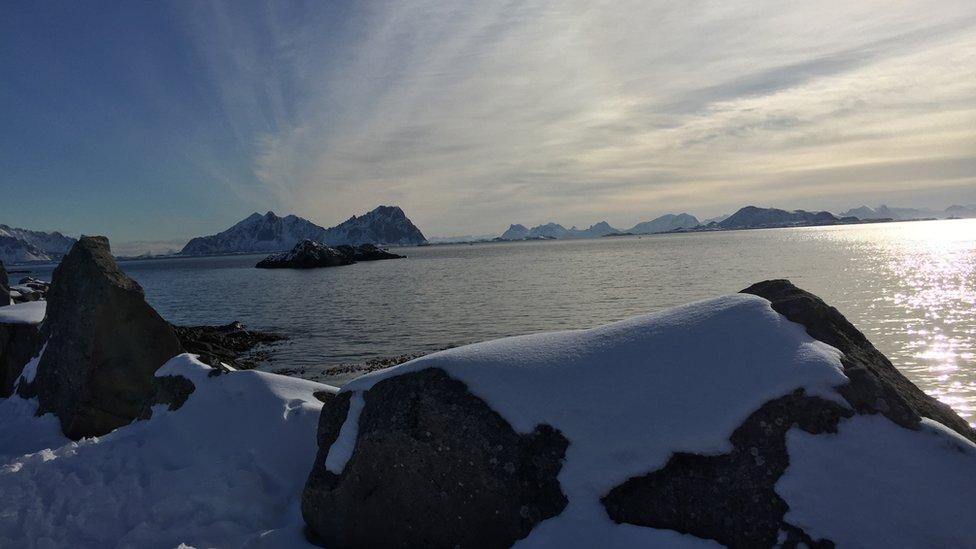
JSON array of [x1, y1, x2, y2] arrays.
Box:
[[179, 0, 976, 234]]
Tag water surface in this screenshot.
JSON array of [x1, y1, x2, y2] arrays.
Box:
[[25, 219, 976, 424]]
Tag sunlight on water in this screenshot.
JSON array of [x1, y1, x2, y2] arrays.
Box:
[[821, 220, 976, 425]]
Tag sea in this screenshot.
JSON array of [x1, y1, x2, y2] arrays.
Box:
[[21, 218, 976, 425]]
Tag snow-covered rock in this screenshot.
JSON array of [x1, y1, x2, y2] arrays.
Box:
[[0, 354, 337, 548], [302, 281, 976, 548], [181, 206, 426, 255], [255, 240, 404, 269]]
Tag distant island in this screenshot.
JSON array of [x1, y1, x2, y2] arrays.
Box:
[[498, 213, 700, 241]]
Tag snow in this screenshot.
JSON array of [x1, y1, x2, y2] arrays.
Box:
[[0, 300, 46, 324], [17, 344, 45, 386], [0, 354, 336, 548], [336, 294, 851, 545], [776, 415, 976, 547]]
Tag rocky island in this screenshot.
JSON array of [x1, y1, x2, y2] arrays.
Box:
[[255, 239, 403, 269]]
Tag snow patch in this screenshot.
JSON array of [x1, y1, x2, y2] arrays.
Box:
[[777, 414, 976, 547], [0, 300, 46, 325], [16, 343, 46, 387], [324, 391, 364, 473], [1, 354, 337, 547]]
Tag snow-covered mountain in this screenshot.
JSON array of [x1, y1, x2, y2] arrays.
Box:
[[0, 236, 52, 264], [0, 225, 76, 265], [841, 204, 976, 220], [180, 206, 426, 255], [719, 206, 839, 229], [499, 221, 620, 240], [626, 213, 700, 234], [320, 205, 426, 246], [840, 205, 933, 220], [499, 214, 701, 240]]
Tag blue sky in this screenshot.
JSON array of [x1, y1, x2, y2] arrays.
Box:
[[2, 1, 975, 251]]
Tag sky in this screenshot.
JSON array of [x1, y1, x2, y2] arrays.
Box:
[[2, 0, 975, 252]]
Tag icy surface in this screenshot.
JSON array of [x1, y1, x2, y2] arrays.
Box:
[[0, 354, 334, 548], [0, 300, 46, 324], [338, 294, 851, 544], [777, 415, 976, 547]]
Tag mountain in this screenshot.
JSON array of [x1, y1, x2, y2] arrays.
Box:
[[320, 205, 426, 246], [626, 213, 700, 234], [499, 221, 620, 240], [839, 204, 937, 220], [500, 224, 531, 240], [0, 224, 77, 264], [945, 204, 976, 218], [718, 206, 840, 229], [0, 236, 52, 264], [702, 214, 731, 225], [180, 206, 426, 256]]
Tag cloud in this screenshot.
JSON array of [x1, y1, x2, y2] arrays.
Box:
[[180, 0, 976, 234]]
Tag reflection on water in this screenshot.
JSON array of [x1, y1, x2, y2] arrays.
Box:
[[21, 219, 976, 425], [823, 220, 976, 424]]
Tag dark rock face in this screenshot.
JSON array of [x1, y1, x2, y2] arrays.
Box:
[[602, 280, 976, 548], [333, 243, 404, 262], [173, 321, 285, 370], [255, 239, 355, 269], [741, 279, 976, 443], [302, 368, 569, 548], [0, 322, 42, 397], [603, 390, 848, 548], [0, 261, 9, 306], [22, 236, 189, 440], [255, 239, 402, 269]]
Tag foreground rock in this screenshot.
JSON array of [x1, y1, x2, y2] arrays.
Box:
[[173, 321, 286, 370], [302, 369, 569, 548], [19, 236, 191, 440], [255, 239, 402, 269], [0, 302, 43, 397], [303, 281, 976, 548]]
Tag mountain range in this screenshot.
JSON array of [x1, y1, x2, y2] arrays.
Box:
[[499, 213, 700, 240], [0, 224, 77, 265], [840, 204, 976, 220], [180, 206, 427, 256]]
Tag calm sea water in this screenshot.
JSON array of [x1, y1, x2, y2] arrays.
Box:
[[24, 219, 976, 424]]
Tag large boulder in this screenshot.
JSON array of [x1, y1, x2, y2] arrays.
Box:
[[0, 261, 10, 307], [302, 368, 569, 548], [303, 281, 976, 548], [20, 236, 189, 439]]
